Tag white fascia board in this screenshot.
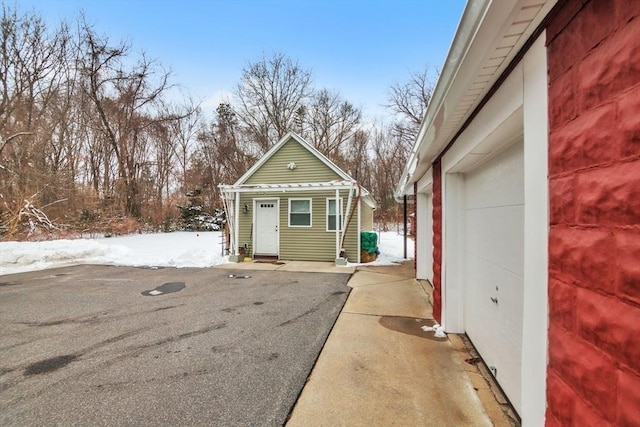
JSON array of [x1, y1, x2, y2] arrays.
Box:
[[397, 0, 493, 194], [416, 166, 433, 194], [219, 188, 236, 199], [222, 180, 379, 210], [362, 195, 377, 209], [400, 0, 556, 190], [221, 181, 357, 193]]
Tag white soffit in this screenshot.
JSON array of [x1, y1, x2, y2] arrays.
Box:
[[427, 0, 549, 158], [406, 0, 556, 186]]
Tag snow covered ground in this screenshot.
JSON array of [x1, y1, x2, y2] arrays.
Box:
[[0, 231, 414, 276]]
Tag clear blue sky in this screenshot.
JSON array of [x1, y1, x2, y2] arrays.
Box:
[[16, 0, 466, 121]]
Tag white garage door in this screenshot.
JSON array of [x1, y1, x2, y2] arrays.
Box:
[[416, 192, 433, 283], [463, 140, 524, 413]]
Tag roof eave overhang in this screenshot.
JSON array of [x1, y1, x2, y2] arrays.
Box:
[[219, 180, 358, 193], [396, 0, 557, 199], [220, 181, 378, 209]]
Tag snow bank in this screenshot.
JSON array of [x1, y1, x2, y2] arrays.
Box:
[[0, 230, 412, 275], [0, 232, 227, 275], [348, 231, 414, 267]]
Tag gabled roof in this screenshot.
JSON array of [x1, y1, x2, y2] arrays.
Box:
[[224, 132, 376, 209], [233, 131, 352, 185]]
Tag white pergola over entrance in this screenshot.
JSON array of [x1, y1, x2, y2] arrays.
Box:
[[220, 180, 360, 261]]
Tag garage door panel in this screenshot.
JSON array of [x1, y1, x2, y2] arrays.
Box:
[[465, 205, 524, 276], [470, 324, 521, 387], [499, 271, 524, 346], [464, 254, 500, 348], [495, 330, 522, 410], [462, 139, 524, 414], [464, 143, 524, 210]]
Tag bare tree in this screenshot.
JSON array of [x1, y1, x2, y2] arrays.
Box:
[[194, 103, 255, 201], [148, 121, 172, 208], [306, 88, 362, 160], [368, 125, 412, 228], [0, 6, 70, 137], [341, 128, 371, 184], [213, 103, 256, 178], [0, 5, 390, 237], [234, 52, 312, 153], [167, 100, 202, 193], [77, 18, 174, 218], [386, 66, 439, 144], [0, 5, 74, 237]]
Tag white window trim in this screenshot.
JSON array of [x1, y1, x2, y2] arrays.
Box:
[[326, 197, 343, 232], [288, 198, 312, 227]]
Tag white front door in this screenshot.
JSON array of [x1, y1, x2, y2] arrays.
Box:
[[255, 199, 279, 255]]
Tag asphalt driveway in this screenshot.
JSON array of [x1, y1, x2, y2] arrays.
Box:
[[0, 264, 351, 426]]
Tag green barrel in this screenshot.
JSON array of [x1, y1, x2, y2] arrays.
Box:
[[360, 231, 378, 254]]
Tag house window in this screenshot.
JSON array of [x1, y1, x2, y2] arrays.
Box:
[[289, 199, 312, 227], [327, 198, 343, 231]]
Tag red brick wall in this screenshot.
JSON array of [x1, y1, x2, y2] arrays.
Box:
[[546, 0, 640, 425], [432, 160, 442, 322]]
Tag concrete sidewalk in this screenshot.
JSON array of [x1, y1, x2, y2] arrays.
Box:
[[286, 261, 507, 427]]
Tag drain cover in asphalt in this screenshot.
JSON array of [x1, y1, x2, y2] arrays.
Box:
[[142, 282, 186, 296]]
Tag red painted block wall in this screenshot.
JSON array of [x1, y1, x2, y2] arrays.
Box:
[[546, 0, 640, 425], [432, 160, 442, 322]]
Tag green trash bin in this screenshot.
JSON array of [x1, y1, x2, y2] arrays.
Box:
[[361, 231, 378, 254]]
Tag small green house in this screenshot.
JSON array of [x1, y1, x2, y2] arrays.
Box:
[[220, 132, 376, 264]]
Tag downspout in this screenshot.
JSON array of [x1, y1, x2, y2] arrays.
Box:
[[403, 195, 408, 259], [220, 189, 235, 255], [335, 188, 340, 259], [357, 197, 361, 263], [414, 181, 418, 270], [340, 185, 352, 253], [341, 182, 360, 252], [235, 191, 240, 257]]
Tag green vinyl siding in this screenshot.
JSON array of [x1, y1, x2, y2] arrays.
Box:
[[237, 190, 360, 262], [279, 190, 358, 262], [342, 193, 358, 261], [233, 135, 367, 262], [245, 137, 343, 184], [360, 203, 374, 231], [237, 193, 261, 256]]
